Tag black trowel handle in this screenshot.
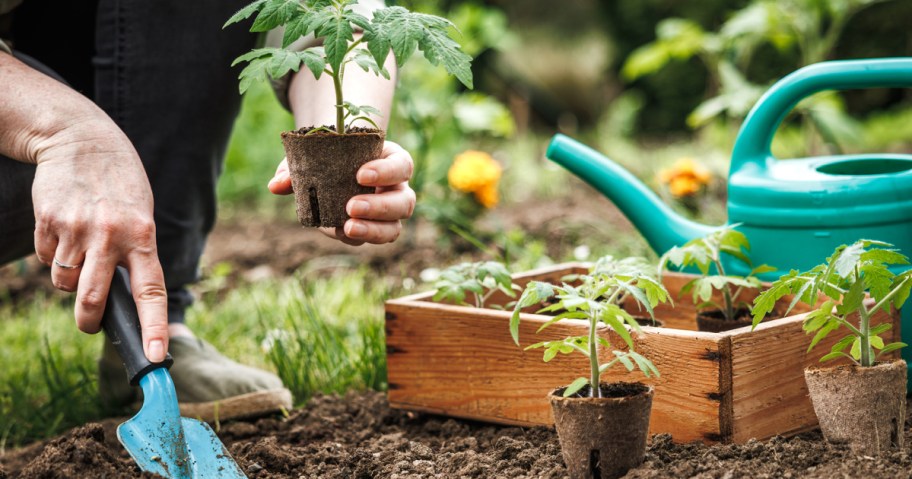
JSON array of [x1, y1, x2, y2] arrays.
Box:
[[101, 266, 173, 386]]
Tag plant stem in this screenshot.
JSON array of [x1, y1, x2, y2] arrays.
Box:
[[859, 308, 871, 367], [712, 255, 734, 321], [589, 315, 600, 398], [332, 70, 344, 134]]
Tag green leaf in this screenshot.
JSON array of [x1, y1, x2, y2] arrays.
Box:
[[833, 242, 864, 278], [536, 311, 587, 333], [282, 12, 314, 48], [861, 247, 909, 267], [233, 49, 301, 94], [870, 323, 892, 336], [601, 308, 634, 350], [871, 335, 885, 350], [836, 278, 865, 316], [892, 275, 912, 310], [267, 49, 306, 77], [613, 350, 634, 371], [372, 7, 419, 67], [510, 309, 521, 345], [511, 281, 555, 344], [251, 0, 300, 32], [850, 336, 861, 360], [752, 282, 790, 327], [352, 49, 390, 79], [317, 10, 355, 74], [298, 47, 327, 79], [371, 7, 473, 88], [750, 264, 777, 276], [615, 282, 652, 317], [628, 351, 660, 378], [225, 0, 268, 28], [543, 343, 561, 362], [807, 317, 840, 353], [820, 351, 850, 363], [877, 342, 908, 358], [563, 377, 589, 397], [831, 334, 855, 353], [347, 11, 372, 32]]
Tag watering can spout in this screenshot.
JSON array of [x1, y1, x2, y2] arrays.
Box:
[[546, 134, 717, 255]]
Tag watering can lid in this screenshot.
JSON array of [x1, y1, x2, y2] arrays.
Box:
[[727, 59, 912, 228]]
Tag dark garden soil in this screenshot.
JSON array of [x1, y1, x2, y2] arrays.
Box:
[[5, 390, 912, 478]]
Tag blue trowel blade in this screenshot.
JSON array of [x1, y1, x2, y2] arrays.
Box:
[[116, 368, 247, 478]]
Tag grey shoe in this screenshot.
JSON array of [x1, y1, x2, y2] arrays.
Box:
[[98, 336, 292, 422]]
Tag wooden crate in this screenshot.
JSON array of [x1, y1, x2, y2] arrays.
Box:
[[384, 263, 901, 443]]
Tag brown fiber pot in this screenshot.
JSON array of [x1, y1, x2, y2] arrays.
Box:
[[281, 127, 385, 228], [550, 382, 653, 479], [696, 308, 752, 333], [804, 359, 907, 455]]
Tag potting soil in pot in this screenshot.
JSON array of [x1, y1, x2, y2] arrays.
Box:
[[6, 391, 912, 478]]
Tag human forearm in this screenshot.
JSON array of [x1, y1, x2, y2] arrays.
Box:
[[0, 53, 125, 164], [0, 53, 169, 363]]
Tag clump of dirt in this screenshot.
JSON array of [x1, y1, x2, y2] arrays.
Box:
[[8, 391, 912, 478], [12, 423, 158, 479]]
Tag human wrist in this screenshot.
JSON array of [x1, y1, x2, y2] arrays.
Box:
[[28, 111, 135, 166]]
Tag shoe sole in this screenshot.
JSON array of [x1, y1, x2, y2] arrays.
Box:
[[132, 388, 294, 423]]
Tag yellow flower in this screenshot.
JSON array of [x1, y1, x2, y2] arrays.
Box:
[[669, 176, 701, 197], [474, 183, 499, 208], [448, 150, 502, 194], [658, 157, 712, 198]]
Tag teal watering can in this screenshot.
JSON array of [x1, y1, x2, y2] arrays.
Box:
[[546, 58, 912, 383]]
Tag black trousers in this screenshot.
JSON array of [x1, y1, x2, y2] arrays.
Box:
[[0, 0, 258, 322]]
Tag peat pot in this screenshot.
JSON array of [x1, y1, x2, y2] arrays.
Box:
[[281, 127, 385, 228], [695, 308, 754, 333], [804, 359, 907, 455], [550, 382, 653, 479]]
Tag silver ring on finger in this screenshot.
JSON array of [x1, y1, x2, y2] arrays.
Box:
[[53, 257, 83, 270]]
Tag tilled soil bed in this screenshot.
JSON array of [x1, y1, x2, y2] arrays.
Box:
[[4, 391, 912, 478]]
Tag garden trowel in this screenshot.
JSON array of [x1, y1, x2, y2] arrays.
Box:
[[102, 266, 247, 478]]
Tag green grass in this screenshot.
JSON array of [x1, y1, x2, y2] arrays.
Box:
[[0, 295, 105, 452], [0, 268, 393, 448], [187, 267, 391, 404]]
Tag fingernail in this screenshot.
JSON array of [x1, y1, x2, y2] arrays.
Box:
[[148, 339, 165, 363], [346, 221, 368, 237], [358, 169, 378, 185], [348, 199, 370, 216]]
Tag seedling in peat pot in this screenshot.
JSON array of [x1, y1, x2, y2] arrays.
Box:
[[752, 240, 912, 454], [224, 0, 474, 227], [660, 225, 775, 332], [433, 261, 519, 309], [510, 255, 671, 479]]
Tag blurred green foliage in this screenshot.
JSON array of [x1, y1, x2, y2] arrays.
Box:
[[393, 1, 516, 234], [621, 0, 894, 153], [602, 0, 911, 133]]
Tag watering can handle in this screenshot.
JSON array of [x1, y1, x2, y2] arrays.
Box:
[[730, 58, 912, 172]]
